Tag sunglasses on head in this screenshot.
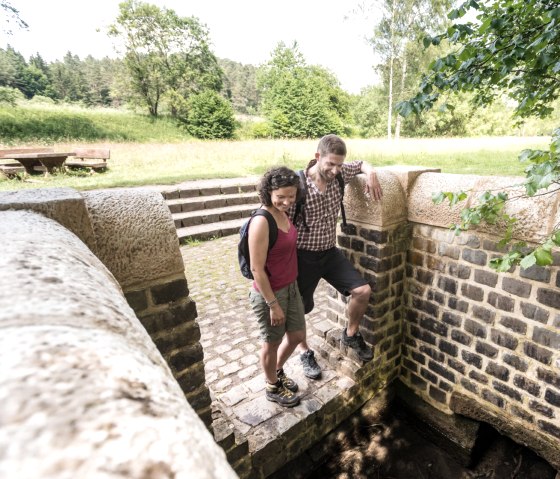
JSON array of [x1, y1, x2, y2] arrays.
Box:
[[271, 173, 299, 183]]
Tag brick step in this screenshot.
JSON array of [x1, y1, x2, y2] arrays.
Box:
[[167, 191, 260, 214], [176, 217, 247, 241], [172, 203, 260, 229], [159, 177, 259, 201], [305, 323, 376, 382]]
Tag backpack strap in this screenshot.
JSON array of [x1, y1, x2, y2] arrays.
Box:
[[293, 170, 347, 228], [336, 172, 347, 227], [253, 208, 278, 249], [293, 170, 309, 230]]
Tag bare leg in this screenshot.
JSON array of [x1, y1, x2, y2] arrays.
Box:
[[276, 330, 306, 369], [261, 340, 281, 384], [345, 284, 371, 336]]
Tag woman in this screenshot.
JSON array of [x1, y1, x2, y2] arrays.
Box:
[[248, 166, 306, 407]]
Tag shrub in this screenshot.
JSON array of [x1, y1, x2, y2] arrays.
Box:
[[0, 87, 24, 106], [181, 90, 236, 139]]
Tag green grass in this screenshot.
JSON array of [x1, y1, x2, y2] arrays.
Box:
[[0, 103, 189, 143], [0, 104, 551, 191], [0, 136, 549, 192]]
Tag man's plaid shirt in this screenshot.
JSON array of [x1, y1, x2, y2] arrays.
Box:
[[290, 159, 363, 251]]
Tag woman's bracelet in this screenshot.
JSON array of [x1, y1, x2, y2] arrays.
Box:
[[266, 298, 278, 307]]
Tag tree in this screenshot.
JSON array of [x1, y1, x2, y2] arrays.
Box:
[[181, 90, 236, 139], [1, 1, 28, 34], [257, 42, 350, 138], [219, 58, 260, 115], [398, 0, 560, 270], [107, 0, 222, 117], [364, 0, 453, 139]]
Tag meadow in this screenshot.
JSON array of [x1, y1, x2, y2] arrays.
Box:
[[0, 136, 549, 192], [0, 103, 550, 191]]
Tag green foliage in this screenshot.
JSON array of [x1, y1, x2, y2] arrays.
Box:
[[235, 118, 274, 140], [351, 86, 387, 137], [0, 86, 23, 105], [433, 130, 560, 270], [219, 58, 260, 115], [257, 43, 349, 138], [402, 0, 560, 270], [398, 0, 560, 120], [108, 0, 222, 117], [180, 90, 236, 139]]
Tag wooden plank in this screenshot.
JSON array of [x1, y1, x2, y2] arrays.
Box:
[[65, 160, 108, 170], [0, 147, 54, 158]]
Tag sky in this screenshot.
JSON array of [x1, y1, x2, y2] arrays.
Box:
[[1, 0, 381, 94]]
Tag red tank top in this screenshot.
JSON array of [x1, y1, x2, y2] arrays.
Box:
[[253, 218, 298, 292]]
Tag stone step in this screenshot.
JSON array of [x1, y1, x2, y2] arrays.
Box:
[[159, 177, 259, 201], [167, 191, 260, 214], [176, 217, 247, 241], [172, 203, 260, 229]]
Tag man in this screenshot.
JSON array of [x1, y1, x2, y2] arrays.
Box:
[[289, 134, 383, 379]]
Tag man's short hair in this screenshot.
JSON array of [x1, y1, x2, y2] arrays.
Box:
[[317, 134, 347, 157]]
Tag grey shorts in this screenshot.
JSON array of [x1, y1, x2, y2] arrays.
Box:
[[249, 281, 306, 343]]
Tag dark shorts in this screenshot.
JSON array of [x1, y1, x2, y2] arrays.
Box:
[[297, 247, 368, 314]]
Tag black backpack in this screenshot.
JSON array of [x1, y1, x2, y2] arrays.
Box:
[[238, 209, 278, 279], [293, 169, 347, 229]]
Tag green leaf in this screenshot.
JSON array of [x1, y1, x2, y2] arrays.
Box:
[[423, 36, 432, 48], [520, 253, 536, 269], [549, 8, 560, 19], [432, 191, 446, 204], [448, 9, 460, 20], [534, 247, 554, 266]]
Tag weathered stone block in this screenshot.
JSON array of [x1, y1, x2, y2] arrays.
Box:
[[151, 279, 189, 305], [490, 328, 518, 350], [492, 380, 522, 401], [474, 269, 498, 287], [501, 277, 531, 298], [462, 248, 487, 266], [486, 362, 510, 381], [487, 291, 515, 312], [537, 288, 560, 309], [513, 375, 541, 397], [461, 283, 484, 302]]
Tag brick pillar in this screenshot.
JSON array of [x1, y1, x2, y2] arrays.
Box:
[[124, 276, 212, 427]]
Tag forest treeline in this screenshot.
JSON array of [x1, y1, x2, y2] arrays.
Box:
[[1, 0, 558, 141]]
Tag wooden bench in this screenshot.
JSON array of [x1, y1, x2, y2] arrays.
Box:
[[0, 148, 54, 177], [65, 148, 111, 171]]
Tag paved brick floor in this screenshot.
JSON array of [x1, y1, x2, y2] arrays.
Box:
[[180, 235, 353, 450]]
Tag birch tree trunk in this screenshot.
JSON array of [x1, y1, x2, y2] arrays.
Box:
[[387, 2, 396, 140], [395, 54, 407, 140]]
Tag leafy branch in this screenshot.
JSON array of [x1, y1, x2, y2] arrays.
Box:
[[432, 129, 560, 272]]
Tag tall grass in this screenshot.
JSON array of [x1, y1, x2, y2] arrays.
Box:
[[0, 136, 549, 192]]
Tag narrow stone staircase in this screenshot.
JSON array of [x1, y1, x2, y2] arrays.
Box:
[[158, 177, 261, 242]]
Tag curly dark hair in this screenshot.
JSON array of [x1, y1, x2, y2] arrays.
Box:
[[257, 166, 300, 206]]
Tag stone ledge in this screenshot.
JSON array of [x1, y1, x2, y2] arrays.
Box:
[[450, 390, 560, 471], [395, 380, 481, 467]]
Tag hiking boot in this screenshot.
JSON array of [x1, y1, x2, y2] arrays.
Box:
[[277, 368, 298, 392], [266, 380, 300, 407], [300, 349, 322, 379], [342, 328, 373, 362]]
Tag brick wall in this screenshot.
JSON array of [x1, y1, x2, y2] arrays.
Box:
[[402, 224, 560, 464], [124, 275, 213, 427], [327, 222, 409, 388], [335, 169, 560, 469]]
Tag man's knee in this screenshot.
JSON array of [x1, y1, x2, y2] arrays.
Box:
[[351, 283, 371, 302]]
